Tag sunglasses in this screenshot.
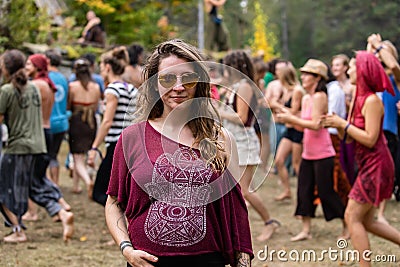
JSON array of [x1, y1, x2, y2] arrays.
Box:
[[158, 72, 200, 89]]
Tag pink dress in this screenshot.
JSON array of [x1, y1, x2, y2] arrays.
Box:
[[349, 92, 394, 206]]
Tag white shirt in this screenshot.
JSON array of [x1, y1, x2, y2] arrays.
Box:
[[327, 81, 346, 135]]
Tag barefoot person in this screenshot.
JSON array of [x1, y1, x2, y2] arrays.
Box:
[[220, 50, 280, 241], [23, 54, 71, 221], [322, 51, 400, 267], [0, 50, 73, 243], [278, 59, 345, 241], [105, 39, 253, 267]]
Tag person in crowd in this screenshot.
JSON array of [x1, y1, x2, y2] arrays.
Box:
[[331, 54, 357, 187], [219, 50, 280, 241], [204, 0, 229, 52], [69, 53, 105, 96], [77, 10, 106, 48], [105, 39, 253, 267], [270, 65, 305, 201], [87, 46, 138, 207], [0, 50, 74, 243], [68, 58, 101, 197], [122, 43, 145, 89], [322, 51, 400, 267], [278, 59, 345, 241], [252, 56, 271, 174], [264, 59, 291, 160], [367, 34, 400, 213], [331, 54, 353, 112], [44, 49, 70, 187], [263, 58, 278, 88], [23, 54, 71, 222], [326, 64, 352, 238]]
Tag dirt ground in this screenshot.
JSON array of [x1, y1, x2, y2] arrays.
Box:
[[1, 141, 399, 267]]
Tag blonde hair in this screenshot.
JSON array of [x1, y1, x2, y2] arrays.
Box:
[[332, 54, 350, 68], [136, 39, 226, 171], [279, 65, 299, 87]]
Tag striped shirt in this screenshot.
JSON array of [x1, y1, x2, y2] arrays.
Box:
[[104, 81, 138, 143]]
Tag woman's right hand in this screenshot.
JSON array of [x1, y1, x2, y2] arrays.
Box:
[[123, 247, 158, 267]]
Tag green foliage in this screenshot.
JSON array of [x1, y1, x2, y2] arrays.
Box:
[[0, 0, 40, 48]]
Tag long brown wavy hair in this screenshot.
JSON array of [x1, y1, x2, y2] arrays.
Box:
[[136, 39, 226, 171]]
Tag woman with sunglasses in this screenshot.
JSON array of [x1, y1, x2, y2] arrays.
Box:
[[87, 46, 138, 206], [105, 40, 253, 267]]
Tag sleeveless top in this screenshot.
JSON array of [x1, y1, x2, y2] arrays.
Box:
[[349, 91, 394, 206], [226, 80, 258, 127], [301, 94, 335, 160]]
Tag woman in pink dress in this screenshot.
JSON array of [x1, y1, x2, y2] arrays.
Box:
[[322, 51, 400, 267]]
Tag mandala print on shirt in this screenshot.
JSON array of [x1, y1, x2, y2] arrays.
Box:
[[144, 147, 213, 247]]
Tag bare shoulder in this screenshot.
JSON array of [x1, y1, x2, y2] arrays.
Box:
[[267, 80, 281, 90], [32, 79, 49, 90], [364, 94, 383, 107]]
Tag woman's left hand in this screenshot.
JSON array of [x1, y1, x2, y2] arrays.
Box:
[[320, 113, 346, 129]]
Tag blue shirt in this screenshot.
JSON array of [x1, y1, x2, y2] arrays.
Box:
[[68, 73, 105, 94], [49, 71, 69, 134], [378, 75, 400, 135]]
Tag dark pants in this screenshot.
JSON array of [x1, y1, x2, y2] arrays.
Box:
[[127, 253, 225, 267], [296, 157, 345, 221], [92, 142, 116, 206], [384, 130, 400, 200], [29, 128, 62, 217], [48, 131, 66, 168]]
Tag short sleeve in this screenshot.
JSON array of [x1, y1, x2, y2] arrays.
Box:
[[107, 133, 129, 209], [0, 86, 10, 115], [104, 84, 120, 99]]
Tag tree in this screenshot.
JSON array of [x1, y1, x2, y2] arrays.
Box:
[[250, 0, 280, 61], [0, 0, 51, 49]]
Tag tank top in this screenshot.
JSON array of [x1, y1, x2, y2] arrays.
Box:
[[301, 94, 335, 160]]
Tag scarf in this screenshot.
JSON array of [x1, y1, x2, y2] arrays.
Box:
[[28, 54, 56, 91]]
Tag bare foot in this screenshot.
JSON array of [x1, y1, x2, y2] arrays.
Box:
[[290, 231, 312, 242], [4, 231, 27, 243], [22, 212, 38, 222], [338, 227, 350, 240], [72, 188, 82, 194], [274, 192, 292, 202], [59, 198, 71, 211], [59, 210, 74, 243], [257, 220, 280, 241]]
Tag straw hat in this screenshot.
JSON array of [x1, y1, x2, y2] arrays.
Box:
[[300, 59, 328, 80]]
